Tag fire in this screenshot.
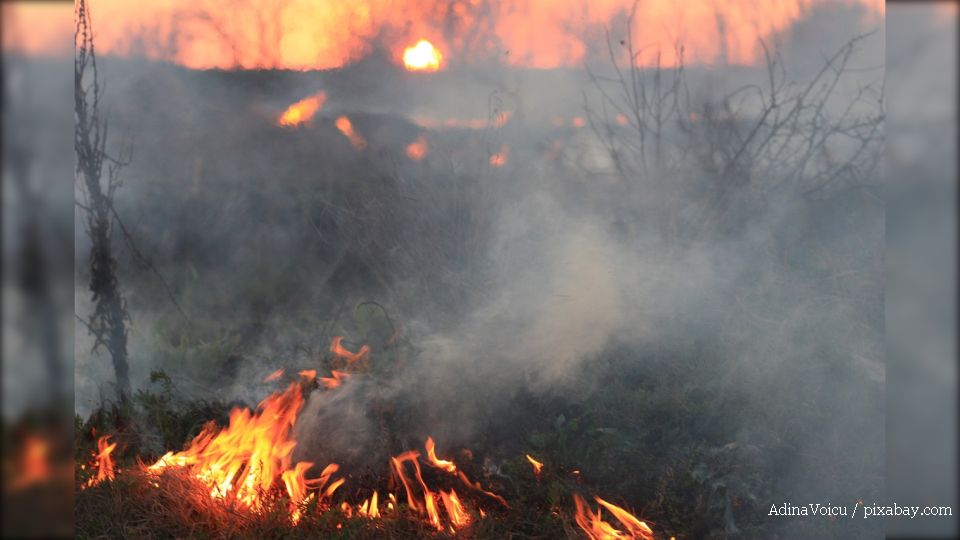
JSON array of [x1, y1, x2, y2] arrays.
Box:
[[406, 135, 429, 161], [84, 435, 117, 489], [277, 92, 326, 127], [358, 490, 381, 518], [319, 369, 349, 389], [318, 336, 370, 388], [80, 335, 656, 536], [9, 435, 52, 490], [525, 454, 543, 477], [389, 438, 505, 531], [391, 450, 439, 527], [330, 336, 370, 365], [440, 489, 471, 528], [263, 368, 284, 382], [425, 436, 457, 473], [573, 494, 654, 540], [489, 145, 509, 167], [147, 382, 330, 514], [572, 116, 587, 128], [335, 116, 367, 150], [596, 497, 654, 538], [143, 337, 378, 521], [60, 1, 882, 70], [402, 39, 442, 72]]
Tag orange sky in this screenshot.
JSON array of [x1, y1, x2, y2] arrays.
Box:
[[5, 0, 882, 69]]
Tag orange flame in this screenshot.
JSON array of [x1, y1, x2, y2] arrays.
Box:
[[406, 135, 429, 161], [319, 370, 350, 389], [330, 336, 370, 365], [440, 489, 471, 528], [489, 145, 508, 167], [84, 435, 117, 489], [9, 435, 52, 490], [596, 497, 654, 539], [573, 494, 654, 540], [425, 436, 457, 474], [147, 382, 338, 515], [263, 368, 284, 383], [335, 116, 367, 150], [525, 454, 543, 477], [298, 369, 317, 381], [358, 490, 381, 518], [51, 1, 883, 71], [81, 333, 656, 535], [277, 92, 326, 127], [403, 39, 443, 71]]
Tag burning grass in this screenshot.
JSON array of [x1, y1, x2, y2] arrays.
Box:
[[75, 439, 618, 539], [74, 339, 658, 539], [73, 326, 884, 539], [77, 464, 585, 539]]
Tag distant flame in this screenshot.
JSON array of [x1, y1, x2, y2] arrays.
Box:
[[403, 39, 442, 72], [406, 135, 429, 161], [335, 116, 368, 150], [53, 1, 882, 71], [489, 145, 509, 167], [277, 92, 326, 127]]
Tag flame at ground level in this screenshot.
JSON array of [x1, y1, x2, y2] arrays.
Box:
[[526, 454, 544, 477], [406, 135, 429, 161], [277, 92, 326, 127], [574, 493, 654, 540], [490, 145, 509, 167], [83, 435, 117, 489], [82, 336, 657, 536], [335, 116, 367, 150], [8, 435, 52, 491]]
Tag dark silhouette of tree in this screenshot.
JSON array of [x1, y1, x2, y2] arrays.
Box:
[[75, 0, 131, 403]]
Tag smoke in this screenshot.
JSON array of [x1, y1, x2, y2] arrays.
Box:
[[66, 2, 889, 535]]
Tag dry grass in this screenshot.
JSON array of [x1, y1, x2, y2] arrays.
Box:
[[76, 466, 572, 540]]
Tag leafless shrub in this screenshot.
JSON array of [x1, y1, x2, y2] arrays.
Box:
[[76, 0, 132, 403], [587, 4, 883, 246]]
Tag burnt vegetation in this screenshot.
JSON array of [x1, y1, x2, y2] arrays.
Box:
[[75, 4, 883, 539]]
